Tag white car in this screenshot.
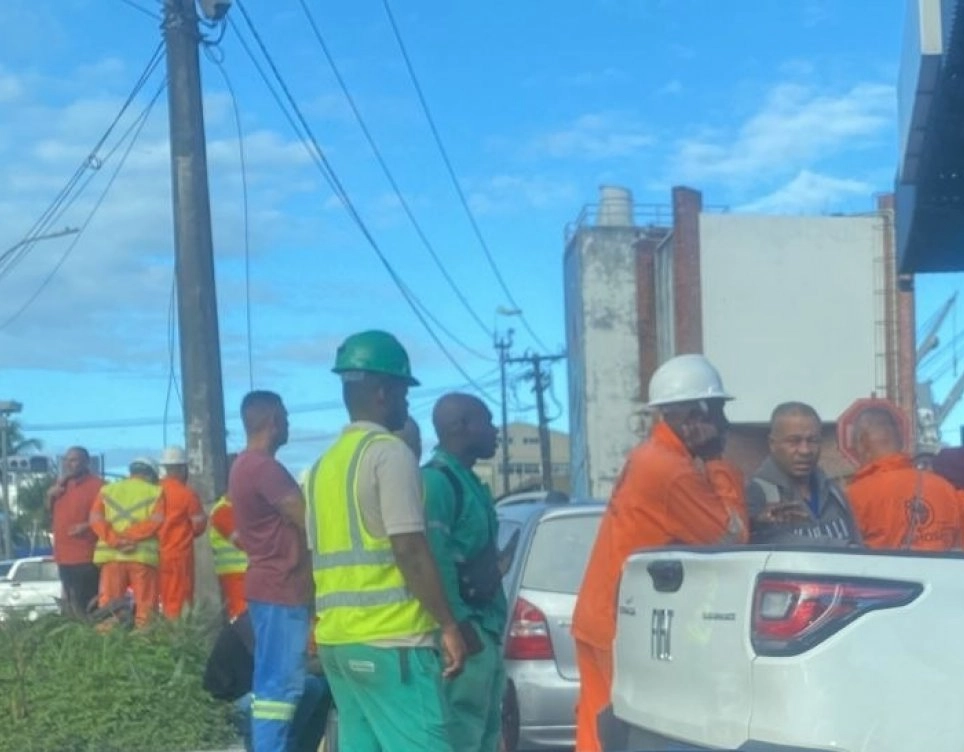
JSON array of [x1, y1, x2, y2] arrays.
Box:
[[0, 556, 62, 620], [601, 545, 964, 751]]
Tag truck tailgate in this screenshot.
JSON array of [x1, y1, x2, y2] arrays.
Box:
[[612, 548, 771, 749], [747, 549, 964, 751]]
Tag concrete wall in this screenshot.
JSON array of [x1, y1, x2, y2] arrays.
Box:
[[699, 213, 886, 424], [564, 227, 645, 499]]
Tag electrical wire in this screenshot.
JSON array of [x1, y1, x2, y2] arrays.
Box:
[[379, 0, 548, 351], [0, 43, 165, 283], [203, 40, 255, 390], [163, 272, 184, 446], [295, 0, 493, 345], [0, 82, 167, 330], [229, 3, 497, 401], [24, 372, 502, 433], [227, 11, 491, 365]]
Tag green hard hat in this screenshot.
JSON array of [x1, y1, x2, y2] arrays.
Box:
[[332, 330, 420, 386]]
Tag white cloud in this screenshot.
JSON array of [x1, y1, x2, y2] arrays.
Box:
[[0, 69, 329, 373], [467, 174, 578, 215], [527, 112, 654, 160], [0, 69, 23, 103], [657, 79, 683, 96], [737, 170, 873, 214], [673, 81, 894, 184], [561, 68, 629, 87]]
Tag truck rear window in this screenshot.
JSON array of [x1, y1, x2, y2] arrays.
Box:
[[522, 514, 602, 594]]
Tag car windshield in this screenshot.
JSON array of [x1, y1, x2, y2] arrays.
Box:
[[521, 513, 602, 594]]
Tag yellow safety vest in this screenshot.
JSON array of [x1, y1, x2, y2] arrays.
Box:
[[92, 477, 162, 566], [208, 496, 248, 576], [307, 429, 437, 644]]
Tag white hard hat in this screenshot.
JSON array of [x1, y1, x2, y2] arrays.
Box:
[[130, 457, 160, 475], [647, 354, 734, 407], [159, 446, 187, 465]]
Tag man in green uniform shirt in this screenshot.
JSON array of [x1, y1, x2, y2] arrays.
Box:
[[423, 393, 508, 752]]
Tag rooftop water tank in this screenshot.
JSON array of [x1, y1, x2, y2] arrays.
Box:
[[596, 185, 634, 227]]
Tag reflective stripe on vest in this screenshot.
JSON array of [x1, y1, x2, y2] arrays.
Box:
[[309, 429, 436, 644], [208, 497, 248, 576], [93, 477, 162, 566]]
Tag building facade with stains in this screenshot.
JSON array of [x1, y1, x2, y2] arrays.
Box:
[[564, 185, 915, 500]]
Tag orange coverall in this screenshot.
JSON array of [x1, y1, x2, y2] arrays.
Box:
[[158, 476, 207, 619], [847, 453, 964, 551], [571, 422, 748, 752], [209, 499, 247, 619], [89, 490, 165, 629]]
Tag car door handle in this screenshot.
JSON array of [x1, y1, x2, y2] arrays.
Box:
[[647, 560, 683, 593]]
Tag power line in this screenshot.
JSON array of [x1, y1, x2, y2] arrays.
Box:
[[379, 0, 548, 351], [228, 2, 497, 401], [0, 82, 167, 330], [24, 371, 502, 433], [295, 0, 493, 345], [203, 40, 255, 389], [0, 43, 165, 283]]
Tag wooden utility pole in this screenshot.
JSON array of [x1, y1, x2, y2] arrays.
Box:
[[507, 352, 566, 491], [162, 0, 228, 610]]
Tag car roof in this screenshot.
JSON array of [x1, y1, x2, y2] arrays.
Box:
[[496, 497, 605, 525], [0, 556, 54, 566]]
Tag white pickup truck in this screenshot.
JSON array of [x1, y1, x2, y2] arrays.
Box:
[[0, 556, 62, 620], [598, 545, 964, 752]]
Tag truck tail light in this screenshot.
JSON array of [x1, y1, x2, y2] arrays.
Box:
[[751, 574, 921, 657], [505, 597, 554, 660]]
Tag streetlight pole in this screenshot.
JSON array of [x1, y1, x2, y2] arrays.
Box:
[[495, 307, 521, 496], [0, 400, 24, 560]]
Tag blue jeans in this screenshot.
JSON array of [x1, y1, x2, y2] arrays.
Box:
[[248, 600, 311, 752], [234, 674, 331, 752]]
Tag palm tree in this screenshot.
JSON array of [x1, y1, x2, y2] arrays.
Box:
[[1, 420, 42, 455]]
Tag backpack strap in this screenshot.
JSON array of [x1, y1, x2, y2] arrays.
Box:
[[754, 477, 783, 504], [425, 460, 465, 523]]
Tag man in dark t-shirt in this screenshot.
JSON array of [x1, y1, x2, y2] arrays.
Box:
[[229, 390, 312, 752]]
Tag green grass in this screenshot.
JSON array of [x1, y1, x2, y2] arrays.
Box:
[[0, 611, 239, 752]]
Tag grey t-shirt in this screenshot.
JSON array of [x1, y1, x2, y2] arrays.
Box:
[[747, 457, 861, 545]]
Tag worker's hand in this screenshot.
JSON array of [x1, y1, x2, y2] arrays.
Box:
[[67, 523, 87, 537], [757, 501, 811, 525], [681, 422, 724, 460], [45, 482, 66, 508], [439, 622, 466, 679], [116, 538, 136, 553]]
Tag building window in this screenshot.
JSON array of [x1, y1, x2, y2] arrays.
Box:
[[522, 437, 540, 445]]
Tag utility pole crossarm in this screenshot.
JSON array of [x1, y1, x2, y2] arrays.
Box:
[[504, 351, 566, 492]]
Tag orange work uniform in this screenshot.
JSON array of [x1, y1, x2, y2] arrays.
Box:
[[89, 481, 165, 629], [158, 477, 207, 619], [571, 422, 748, 752], [209, 498, 247, 619], [847, 453, 964, 551]]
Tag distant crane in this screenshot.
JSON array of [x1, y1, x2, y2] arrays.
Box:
[[916, 292, 964, 451]]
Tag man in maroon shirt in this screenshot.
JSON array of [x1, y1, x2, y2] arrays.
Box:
[[46, 446, 104, 617], [228, 390, 312, 752]]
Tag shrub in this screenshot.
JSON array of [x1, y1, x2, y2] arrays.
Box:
[[0, 610, 239, 752]]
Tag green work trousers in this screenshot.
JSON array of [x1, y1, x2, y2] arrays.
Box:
[[320, 642, 452, 752], [445, 625, 506, 752]]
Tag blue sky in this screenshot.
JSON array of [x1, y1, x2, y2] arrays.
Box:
[[0, 0, 961, 476]]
